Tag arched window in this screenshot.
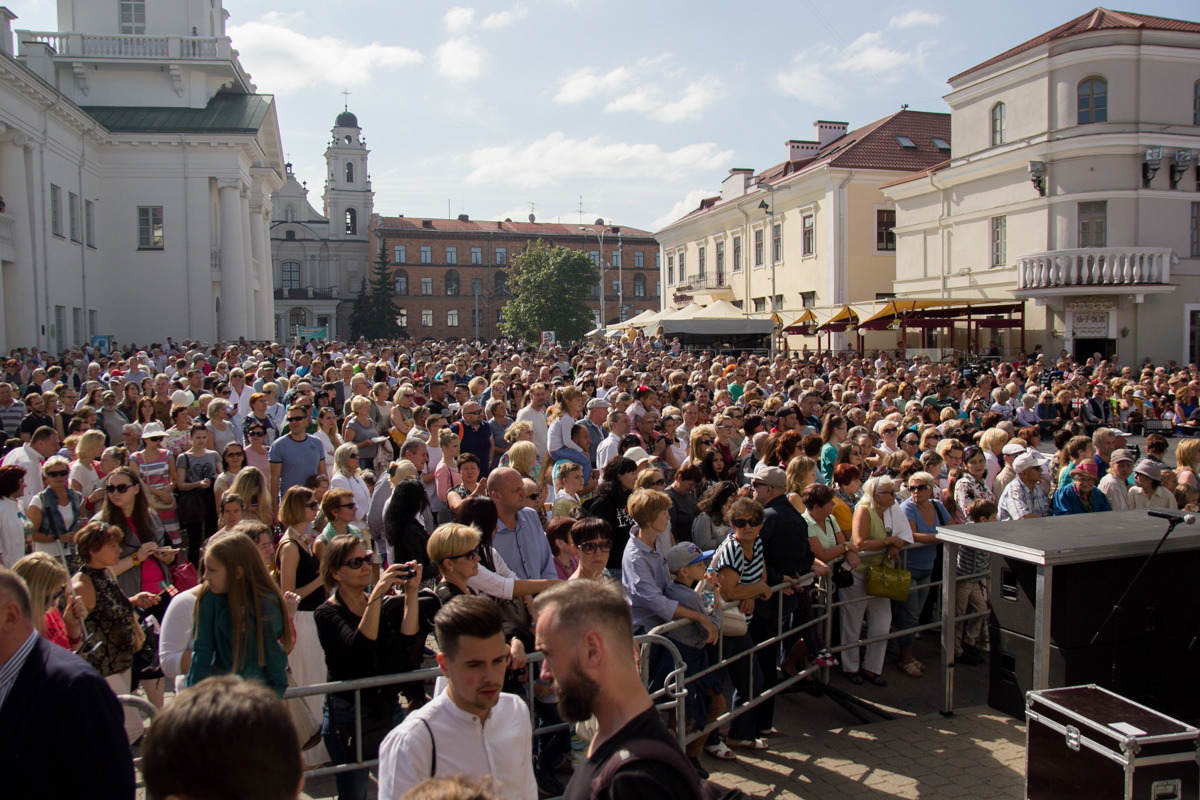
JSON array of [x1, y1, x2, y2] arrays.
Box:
[[284, 230, 295, 240], [1078, 78, 1107, 124], [281, 261, 300, 288], [345, 161, 354, 183], [990, 102, 1006, 146], [289, 307, 306, 331], [494, 270, 507, 294], [393, 269, 408, 295], [1194, 81, 1199, 126], [633, 273, 646, 297], [285, 204, 295, 222], [344, 208, 357, 234], [445, 270, 460, 296]]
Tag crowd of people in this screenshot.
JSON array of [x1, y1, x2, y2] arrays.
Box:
[[1, 334, 1197, 800]]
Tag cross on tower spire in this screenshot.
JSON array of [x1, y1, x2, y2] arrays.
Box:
[[341, 88, 351, 111]]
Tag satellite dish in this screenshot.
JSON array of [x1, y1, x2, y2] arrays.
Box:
[[595, 218, 604, 225], [528, 213, 536, 223]]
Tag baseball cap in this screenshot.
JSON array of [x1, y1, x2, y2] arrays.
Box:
[[1013, 451, 1049, 472], [1109, 449, 1134, 465], [743, 463, 786, 489], [667, 542, 715, 572], [623, 446, 655, 466], [586, 398, 611, 410], [1002, 442, 1026, 456]]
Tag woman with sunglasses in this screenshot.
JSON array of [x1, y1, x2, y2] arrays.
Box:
[[130, 422, 182, 548], [315, 535, 422, 800], [952, 446, 995, 525], [316, 487, 371, 565], [204, 398, 240, 455], [568, 517, 613, 581], [212, 441, 246, 508], [330, 442, 371, 530], [243, 421, 272, 475], [894, 471, 948, 678], [26, 456, 84, 569]]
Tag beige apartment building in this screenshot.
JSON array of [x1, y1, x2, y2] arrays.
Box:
[[886, 8, 1200, 364], [655, 111, 950, 349]]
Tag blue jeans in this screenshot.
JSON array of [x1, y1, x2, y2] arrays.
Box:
[[323, 695, 403, 800], [892, 567, 934, 649], [550, 447, 592, 483]]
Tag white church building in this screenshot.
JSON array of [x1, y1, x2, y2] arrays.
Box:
[[0, 0, 286, 354]]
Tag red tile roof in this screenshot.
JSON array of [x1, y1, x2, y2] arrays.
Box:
[[949, 8, 1200, 83], [371, 216, 654, 238], [671, 109, 950, 225]]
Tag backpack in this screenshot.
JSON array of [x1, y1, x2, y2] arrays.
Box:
[[590, 738, 744, 800]]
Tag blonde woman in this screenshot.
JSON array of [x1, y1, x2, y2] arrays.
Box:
[[342, 395, 381, 472], [313, 407, 342, 462], [13, 551, 87, 651], [685, 424, 718, 467], [546, 386, 590, 482], [785, 455, 818, 515], [70, 429, 107, 513], [329, 442, 371, 529], [503, 439, 542, 483], [228, 466, 274, 527], [1175, 439, 1200, 493], [389, 385, 417, 445]]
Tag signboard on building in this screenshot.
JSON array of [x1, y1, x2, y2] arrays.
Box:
[[90, 335, 112, 355], [298, 326, 328, 340]]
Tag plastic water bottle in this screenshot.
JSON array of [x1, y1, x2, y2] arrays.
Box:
[[702, 572, 716, 614]]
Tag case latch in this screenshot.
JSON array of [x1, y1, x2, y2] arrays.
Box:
[[1150, 779, 1181, 800], [1065, 725, 1081, 752]]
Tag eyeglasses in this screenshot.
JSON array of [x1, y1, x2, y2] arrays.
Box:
[[305, 501, 320, 509], [731, 517, 760, 528], [45, 470, 68, 478], [578, 540, 613, 554], [341, 556, 370, 569], [106, 483, 134, 494]]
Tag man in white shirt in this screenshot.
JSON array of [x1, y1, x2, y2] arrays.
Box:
[[1, 427, 59, 512], [1099, 448, 1135, 511], [378, 595, 536, 800], [596, 409, 629, 471], [516, 382, 550, 460]]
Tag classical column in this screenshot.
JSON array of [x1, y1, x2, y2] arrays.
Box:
[[217, 180, 248, 339], [238, 188, 256, 338], [1, 136, 35, 354], [249, 205, 272, 340]]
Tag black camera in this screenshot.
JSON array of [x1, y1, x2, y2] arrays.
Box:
[[394, 565, 416, 580]]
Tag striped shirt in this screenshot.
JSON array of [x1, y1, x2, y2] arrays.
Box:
[[0, 630, 39, 712], [712, 533, 765, 621]]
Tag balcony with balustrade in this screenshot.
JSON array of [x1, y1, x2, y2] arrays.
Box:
[[681, 271, 733, 297], [1013, 247, 1178, 302]]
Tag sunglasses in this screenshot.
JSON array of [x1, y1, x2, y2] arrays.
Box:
[[578, 540, 614, 554], [526, 493, 540, 500], [248, 430, 266, 437], [287, 416, 306, 423], [106, 483, 134, 494], [45, 470, 69, 478], [341, 556, 370, 569], [305, 501, 320, 509], [228, 451, 245, 457], [731, 517, 760, 528], [650, 478, 666, 486], [908, 484, 930, 492], [699, 439, 714, 447], [449, 550, 480, 561], [339, 502, 357, 510]]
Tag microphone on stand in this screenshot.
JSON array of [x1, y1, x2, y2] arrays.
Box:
[[1147, 509, 1196, 526]]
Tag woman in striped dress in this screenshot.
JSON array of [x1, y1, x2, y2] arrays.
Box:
[[130, 422, 182, 548]]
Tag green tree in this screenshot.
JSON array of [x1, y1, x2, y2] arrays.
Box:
[[501, 240, 599, 344], [349, 248, 405, 340]]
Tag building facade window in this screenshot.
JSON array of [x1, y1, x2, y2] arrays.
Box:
[[394, 245, 405, 263], [991, 216, 1007, 267], [1195, 81, 1200, 126], [612, 280, 620, 296], [876, 209, 896, 251], [494, 271, 507, 294], [611, 251, 621, 268], [472, 278, 483, 296], [1077, 77, 1108, 124], [345, 161, 354, 183], [446, 246, 457, 265], [285, 205, 295, 222], [667, 255, 674, 285], [678, 252, 686, 278], [753, 298, 766, 312], [715, 241, 725, 275], [1191, 203, 1200, 257], [289, 307, 306, 331], [72, 307, 82, 344], [589, 283, 599, 297], [634, 251, 644, 268], [281, 261, 301, 289], [421, 246, 432, 263], [655, 280, 660, 297], [119, 0, 145, 34], [732, 236, 742, 273], [421, 277, 433, 295], [137, 206, 163, 250], [1079, 201, 1107, 247], [697, 246, 706, 277], [590, 250, 600, 266], [68, 193, 80, 242], [445, 270, 459, 295], [422, 309, 433, 327], [344, 208, 357, 235], [84, 200, 95, 247], [397, 309, 408, 328], [285, 231, 295, 240], [991, 102, 1006, 146], [655, 252, 660, 270], [447, 309, 459, 327], [470, 247, 483, 264], [496, 248, 507, 265], [772, 224, 782, 262], [801, 291, 816, 307], [634, 274, 646, 297], [496, 308, 504, 324], [754, 229, 764, 267], [50, 185, 62, 237], [802, 214, 815, 256], [394, 270, 408, 295]]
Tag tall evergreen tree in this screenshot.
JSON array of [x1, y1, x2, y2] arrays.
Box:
[[349, 248, 405, 340]]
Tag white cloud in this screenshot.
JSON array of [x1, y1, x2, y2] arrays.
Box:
[[556, 67, 633, 103], [651, 189, 711, 232], [841, 32, 909, 76], [465, 133, 734, 190], [436, 37, 485, 81], [889, 10, 944, 29], [481, 4, 528, 28], [558, 59, 722, 121], [229, 13, 423, 95], [776, 49, 845, 107], [776, 25, 931, 106], [444, 7, 476, 33]]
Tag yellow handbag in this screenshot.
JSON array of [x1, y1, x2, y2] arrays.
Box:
[[866, 559, 911, 602]]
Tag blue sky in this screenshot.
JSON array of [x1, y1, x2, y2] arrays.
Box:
[[13, 1, 1200, 232]]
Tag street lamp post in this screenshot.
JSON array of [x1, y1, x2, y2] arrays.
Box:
[[580, 223, 616, 334]]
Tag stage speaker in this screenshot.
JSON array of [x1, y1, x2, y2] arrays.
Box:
[[989, 551, 1200, 649], [988, 624, 1200, 722]]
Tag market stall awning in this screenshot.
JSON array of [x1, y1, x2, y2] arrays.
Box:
[[783, 309, 819, 334], [817, 305, 860, 333], [622, 309, 662, 328], [857, 299, 1024, 330]]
